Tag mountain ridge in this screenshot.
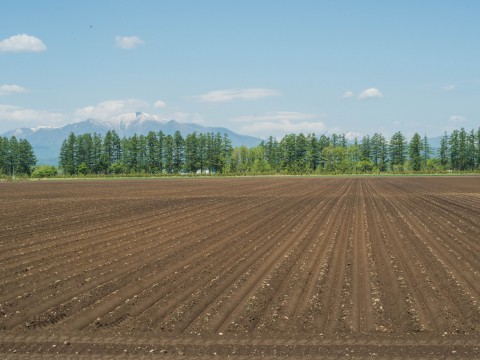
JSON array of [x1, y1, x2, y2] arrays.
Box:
[[2, 112, 262, 165]]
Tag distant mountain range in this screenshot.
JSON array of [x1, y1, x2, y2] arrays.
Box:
[[1, 112, 262, 165]]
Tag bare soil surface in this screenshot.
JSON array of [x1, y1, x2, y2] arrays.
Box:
[[1, 176, 479, 358]]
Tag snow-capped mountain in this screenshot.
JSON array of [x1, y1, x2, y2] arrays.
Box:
[[91, 111, 167, 132], [2, 112, 261, 165]]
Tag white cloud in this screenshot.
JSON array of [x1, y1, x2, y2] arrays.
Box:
[[237, 111, 326, 138], [0, 34, 47, 53], [441, 84, 455, 92], [191, 88, 282, 103], [171, 111, 190, 122], [449, 115, 466, 123], [0, 84, 29, 96], [240, 120, 326, 138], [345, 131, 361, 141], [342, 90, 354, 98], [235, 111, 319, 123], [115, 36, 145, 49], [75, 99, 149, 119], [154, 100, 166, 108], [358, 88, 383, 100], [0, 104, 64, 126], [171, 111, 205, 124]]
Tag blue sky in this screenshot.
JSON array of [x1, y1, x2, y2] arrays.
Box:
[[1, 0, 479, 139]]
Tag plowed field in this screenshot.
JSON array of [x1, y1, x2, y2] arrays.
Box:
[[1, 176, 480, 358]]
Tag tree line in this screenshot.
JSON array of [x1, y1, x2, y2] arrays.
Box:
[[2, 127, 479, 178], [0, 136, 37, 176], [59, 130, 233, 175], [254, 128, 480, 173], [57, 127, 480, 175]]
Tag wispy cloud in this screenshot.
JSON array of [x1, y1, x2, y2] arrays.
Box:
[[171, 111, 205, 124], [115, 36, 145, 50], [235, 111, 318, 123], [154, 100, 166, 108], [237, 111, 325, 138], [358, 88, 383, 100], [191, 88, 282, 103], [345, 131, 361, 141], [240, 120, 326, 138], [0, 104, 64, 125], [75, 99, 148, 119], [342, 90, 354, 98], [0, 34, 47, 53], [0, 84, 29, 96], [449, 115, 465, 123], [441, 84, 456, 92]]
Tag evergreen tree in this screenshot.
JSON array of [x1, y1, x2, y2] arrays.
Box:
[[172, 131, 184, 173], [92, 133, 103, 173], [467, 130, 476, 170], [317, 134, 330, 168], [307, 133, 320, 171], [279, 134, 297, 172], [184, 132, 199, 173], [0, 137, 36, 176], [122, 135, 139, 172], [476, 127, 480, 170], [422, 135, 430, 170], [447, 128, 469, 171], [389, 131, 406, 170], [295, 133, 309, 172], [221, 133, 233, 173], [59, 132, 77, 175], [157, 131, 165, 172], [0, 137, 8, 174], [146, 131, 159, 173], [111, 130, 122, 163], [103, 130, 114, 170], [458, 128, 468, 171], [212, 133, 222, 172], [17, 139, 37, 175], [7, 136, 20, 176], [164, 134, 173, 173], [360, 135, 371, 162], [331, 133, 339, 148], [370, 133, 387, 171], [197, 133, 207, 173], [409, 133, 423, 171], [137, 135, 147, 172], [263, 136, 277, 170], [449, 130, 460, 170], [205, 133, 216, 172], [439, 132, 449, 169], [102, 130, 122, 173], [76, 133, 93, 170]]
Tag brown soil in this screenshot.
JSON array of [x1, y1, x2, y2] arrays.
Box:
[[1, 176, 479, 358]]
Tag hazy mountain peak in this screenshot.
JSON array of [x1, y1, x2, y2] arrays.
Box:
[[96, 112, 167, 130]]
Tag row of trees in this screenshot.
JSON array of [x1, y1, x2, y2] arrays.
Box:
[[439, 128, 480, 171], [255, 128, 480, 173], [2, 127, 478, 177], [252, 132, 428, 173], [58, 127, 480, 175], [0, 136, 37, 176], [59, 130, 233, 175]]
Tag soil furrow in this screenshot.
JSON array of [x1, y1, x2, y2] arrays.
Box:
[[1, 177, 479, 358]]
